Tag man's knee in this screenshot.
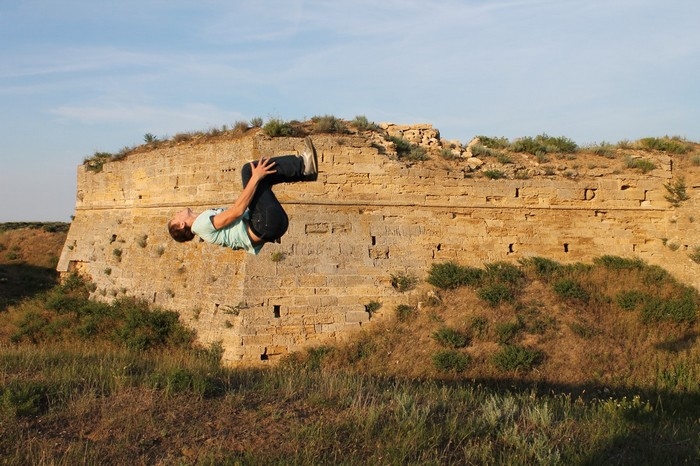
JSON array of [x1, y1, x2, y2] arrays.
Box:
[[241, 162, 252, 184]]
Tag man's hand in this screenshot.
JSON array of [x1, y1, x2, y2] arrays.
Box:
[[250, 157, 277, 181], [211, 156, 278, 230]]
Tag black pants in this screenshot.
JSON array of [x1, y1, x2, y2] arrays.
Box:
[[241, 155, 305, 242]]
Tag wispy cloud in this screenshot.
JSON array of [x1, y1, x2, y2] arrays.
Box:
[[1, 0, 699, 221], [50, 102, 245, 132]]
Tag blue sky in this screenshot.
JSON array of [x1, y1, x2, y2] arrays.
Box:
[[1, 0, 699, 221]]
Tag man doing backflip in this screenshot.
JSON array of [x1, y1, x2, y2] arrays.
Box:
[[167, 137, 318, 254]]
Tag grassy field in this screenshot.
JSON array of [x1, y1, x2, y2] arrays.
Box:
[[1, 225, 699, 465]]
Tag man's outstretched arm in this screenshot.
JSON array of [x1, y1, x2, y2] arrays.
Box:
[[211, 157, 277, 229]]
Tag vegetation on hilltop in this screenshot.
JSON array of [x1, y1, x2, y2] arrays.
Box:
[[1, 227, 699, 464], [82, 115, 699, 183], [0, 222, 69, 234]]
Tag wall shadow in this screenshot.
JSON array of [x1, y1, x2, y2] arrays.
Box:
[[430, 376, 700, 465], [221, 361, 700, 463], [0, 263, 59, 311]]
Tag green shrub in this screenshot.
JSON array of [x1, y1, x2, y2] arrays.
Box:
[[0, 222, 70, 233], [204, 126, 226, 138], [593, 255, 645, 270], [113, 146, 133, 161], [477, 283, 514, 307], [432, 327, 469, 349], [348, 336, 376, 363], [520, 257, 562, 279], [262, 118, 296, 137], [616, 139, 634, 149], [312, 115, 347, 134], [147, 365, 224, 398], [484, 262, 524, 286], [439, 148, 456, 160], [491, 345, 542, 372], [495, 319, 524, 344], [624, 156, 656, 173], [475, 136, 510, 149], [172, 132, 195, 143], [113, 298, 194, 351], [528, 315, 558, 335], [352, 115, 378, 131], [635, 159, 656, 174], [541, 134, 578, 153], [587, 141, 615, 158], [1, 380, 51, 417], [638, 136, 692, 154], [469, 144, 497, 158], [232, 120, 249, 133], [83, 152, 113, 173], [391, 272, 417, 292], [469, 316, 489, 338], [10, 311, 50, 344], [305, 346, 333, 371], [427, 262, 484, 290], [569, 322, 599, 339], [389, 136, 411, 154], [664, 178, 690, 207], [552, 279, 589, 304], [641, 265, 671, 286], [149, 367, 196, 395], [407, 145, 429, 161], [365, 301, 382, 316], [512, 134, 577, 155], [483, 169, 506, 180], [432, 350, 470, 372], [616, 290, 647, 311], [388, 136, 428, 161], [640, 290, 697, 324], [395, 304, 417, 322], [495, 153, 514, 164], [250, 117, 263, 128]]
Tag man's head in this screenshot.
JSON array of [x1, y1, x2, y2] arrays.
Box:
[[168, 208, 196, 242]]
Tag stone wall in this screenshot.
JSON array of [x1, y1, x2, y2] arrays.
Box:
[[57, 126, 700, 365]]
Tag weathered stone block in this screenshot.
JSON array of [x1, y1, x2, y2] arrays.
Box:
[[345, 310, 370, 323]]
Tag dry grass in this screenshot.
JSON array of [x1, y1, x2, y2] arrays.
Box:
[[319, 267, 699, 390], [2, 226, 700, 464]]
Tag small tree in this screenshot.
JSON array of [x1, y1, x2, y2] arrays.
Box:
[[664, 177, 690, 207]]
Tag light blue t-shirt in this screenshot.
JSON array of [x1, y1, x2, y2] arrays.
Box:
[[191, 208, 263, 255]]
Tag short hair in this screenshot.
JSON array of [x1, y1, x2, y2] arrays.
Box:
[[168, 221, 195, 242]]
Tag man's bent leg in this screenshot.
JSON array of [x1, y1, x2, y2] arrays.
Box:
[[240, 157, 297, 242], [249, 198, 289, 242], [241, 155, 306, 187]]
